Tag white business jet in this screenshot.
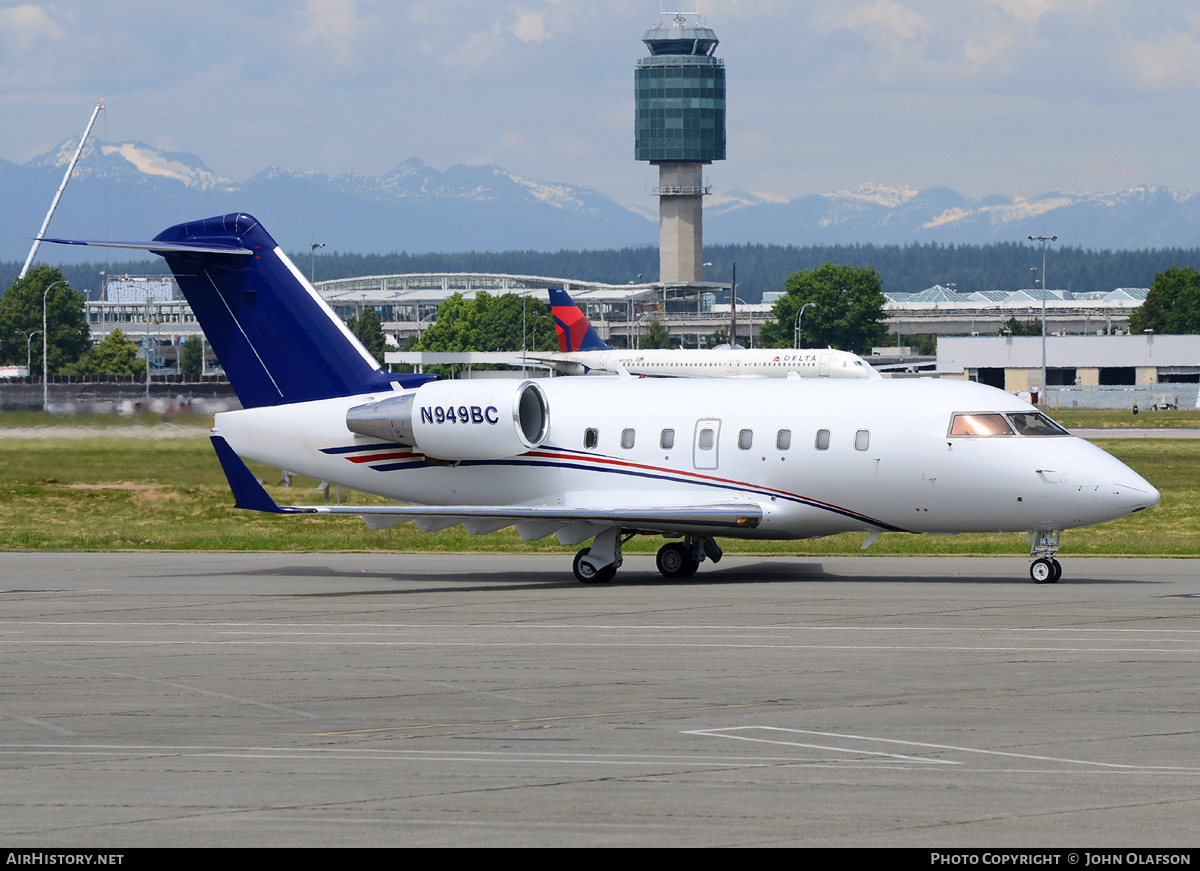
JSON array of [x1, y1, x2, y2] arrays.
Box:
[[45, 214, 1158, 584], [542, 287, 875, 378]]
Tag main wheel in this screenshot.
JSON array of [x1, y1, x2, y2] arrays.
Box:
[[1030, 557, 1057, 584], [1050, 558, 1062, 583], [656, 542, 700, 579], [573, 548, 615, 584]]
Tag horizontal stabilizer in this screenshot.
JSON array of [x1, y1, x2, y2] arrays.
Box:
[[37, 237, 253, 256]]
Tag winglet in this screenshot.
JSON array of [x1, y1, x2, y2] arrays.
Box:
[[548, 288, 612, 352], [211, 435, 289, 513]]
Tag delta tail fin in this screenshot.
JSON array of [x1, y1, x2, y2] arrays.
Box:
[[548, 288, 611, 353], [43, 213, 433, 408]]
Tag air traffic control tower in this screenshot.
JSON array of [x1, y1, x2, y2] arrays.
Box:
[[636, 12, 725, 285]]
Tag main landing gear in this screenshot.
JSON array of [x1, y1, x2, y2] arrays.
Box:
[[573, 547, 617, 583], [571, 531, 723, 583], [572, 528, 631, 584], [655, 542, 698, 578], [1028, 529, 1063, 584], [656, 535, 722, 579]]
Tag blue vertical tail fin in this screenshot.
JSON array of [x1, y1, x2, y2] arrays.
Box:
[[46, 213, 432, 407]]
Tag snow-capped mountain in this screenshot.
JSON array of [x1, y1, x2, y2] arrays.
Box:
[[0, 141, 654, 262], [5, 140, 1200, 263], [706, 183, 1200, 249]]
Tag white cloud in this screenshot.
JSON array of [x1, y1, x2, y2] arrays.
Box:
[[511, 7, 551, 43], [0, 4, 66, 54], [437, 24, 506, 72], [986, 0, 1106, 27], [298, 0, 371, 66], [825, 0, 932, 43], [962, 27, 1019, 70], [1130, 32, 1200, 88]]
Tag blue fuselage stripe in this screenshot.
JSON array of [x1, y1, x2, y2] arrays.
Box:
[[319, 442, 906, 533]]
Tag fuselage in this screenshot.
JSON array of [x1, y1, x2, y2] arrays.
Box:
[[543, 347, 875, 379], [214, 377, 1157, 541]]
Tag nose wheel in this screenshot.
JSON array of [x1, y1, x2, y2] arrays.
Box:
[[1029, 529, 1063, 583]]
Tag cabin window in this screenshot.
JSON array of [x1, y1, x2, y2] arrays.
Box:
[[815, 429, 830, 451], [621, 428, 636, 449], [855, 429, 870, 451], [698, 428, 715, 450], [660, 428, 675, 450], [584, 428, 599, 449], [949, 413, 1014, 437], [738, 429, 753, 450], [776, 429, 791, 450]]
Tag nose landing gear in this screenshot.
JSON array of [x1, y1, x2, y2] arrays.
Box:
[[1029, 529, 1062, 584]]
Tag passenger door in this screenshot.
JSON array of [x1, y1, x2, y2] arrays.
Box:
[[693, 418, 721, 470]]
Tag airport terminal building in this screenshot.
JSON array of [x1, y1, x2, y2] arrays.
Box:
[[82, 272, 1152, 367]]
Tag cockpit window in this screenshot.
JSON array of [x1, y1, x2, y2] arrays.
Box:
[[1007, 412, 1069, 436], [949, 413, 1014, 437], [949, 411, 1070, 438]]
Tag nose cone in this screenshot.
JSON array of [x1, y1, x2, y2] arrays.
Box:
[[1035, 439, 1160, 529], [1114, 474, 1160, 514], [1072, 449, 1160, 526]]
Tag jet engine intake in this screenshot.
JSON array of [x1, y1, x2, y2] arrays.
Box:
[[346, 379, 549, 460]]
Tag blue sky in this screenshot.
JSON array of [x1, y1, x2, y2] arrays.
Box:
[[3, 1, 1200, 209]]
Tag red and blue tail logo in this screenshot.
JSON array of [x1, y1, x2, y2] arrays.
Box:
[[548, 288, 611, 352]]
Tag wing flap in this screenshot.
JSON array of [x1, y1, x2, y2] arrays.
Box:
[[323, 502, 761, 531]]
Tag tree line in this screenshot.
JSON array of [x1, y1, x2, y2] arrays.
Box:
[[8, 242, 1200, 303], [0, 266, 203, 377], [7, 256, 1200, 379]]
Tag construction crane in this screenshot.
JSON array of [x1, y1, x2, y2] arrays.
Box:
[[19, 98, 105, 280]]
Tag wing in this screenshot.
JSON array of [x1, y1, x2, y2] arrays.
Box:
[[212, 436, 760, 543]]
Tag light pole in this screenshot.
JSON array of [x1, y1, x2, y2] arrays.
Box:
[[794, 302, 815, 349], [413, 308, 437, 373], [1028, 235, 1057, 407], [635, 312, 651, 349], [311, 242, 325, 284], [734, 297, 754, 348], [15, 330, 41, 374], [42, 279, 67, 413]]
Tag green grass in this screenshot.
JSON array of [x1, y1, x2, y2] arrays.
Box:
[[1049, 407, 1200, 429], [0, 409, 214, 429], [0, 434, 1193, 556]]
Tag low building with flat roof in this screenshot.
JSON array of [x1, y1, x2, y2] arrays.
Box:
[[937, 333, 1200, 409]]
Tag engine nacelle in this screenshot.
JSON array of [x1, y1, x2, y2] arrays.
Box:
[[346, 379, 549, 461]]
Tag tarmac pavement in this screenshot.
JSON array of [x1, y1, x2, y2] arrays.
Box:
[[1, 552, 1198, 847]]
